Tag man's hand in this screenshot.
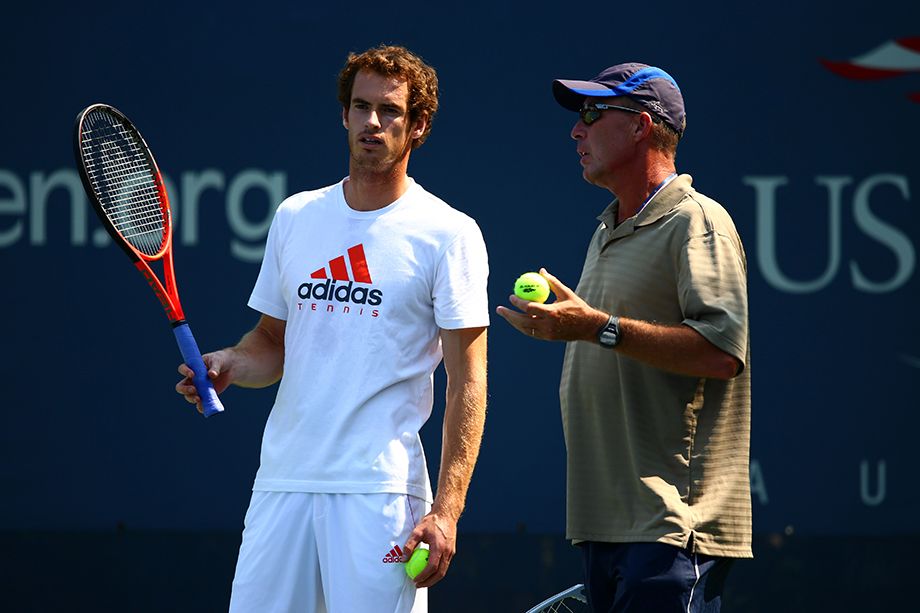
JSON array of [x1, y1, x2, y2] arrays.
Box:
[[176, 350, 234, 414], [496, 268, 607, 342], [174, 314, 286, 413], [402, 511, 457, 588]]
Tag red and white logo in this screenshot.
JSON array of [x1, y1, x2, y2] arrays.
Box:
[[310, 243, 373, 283], [382, 544, 404, 563], [821, 37, 920, 103], [297, 243, 383, 307]]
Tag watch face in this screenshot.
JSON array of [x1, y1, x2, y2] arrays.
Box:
[[598, 317, 620, 347]]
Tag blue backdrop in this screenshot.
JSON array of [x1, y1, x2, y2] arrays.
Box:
[[1, 1, 918, 609]]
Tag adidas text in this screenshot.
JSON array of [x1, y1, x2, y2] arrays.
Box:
[[298, 279, 383, 306]]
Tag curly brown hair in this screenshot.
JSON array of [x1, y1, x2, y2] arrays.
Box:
[[337, 45, 439, 148]]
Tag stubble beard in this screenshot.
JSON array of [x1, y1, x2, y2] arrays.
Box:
[[349, 137, 412, 180]]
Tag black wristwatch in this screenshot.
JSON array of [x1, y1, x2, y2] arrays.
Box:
[[596, 314, 621, 349]]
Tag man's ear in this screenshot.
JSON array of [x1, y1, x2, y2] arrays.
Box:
[[411, 115, 428, 140], [342, 107, 349, 129], [635, 112, 654, 142]]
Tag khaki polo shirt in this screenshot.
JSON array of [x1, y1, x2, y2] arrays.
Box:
[[560, 174, 752, 558]]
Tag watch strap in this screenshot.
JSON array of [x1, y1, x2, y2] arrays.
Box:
[[597, 314, 621, 348]]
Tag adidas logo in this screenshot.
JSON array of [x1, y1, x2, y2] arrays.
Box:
[[311, 243, 372, 283], [382, 544, 404, 564], [298, 243, 383, 306]]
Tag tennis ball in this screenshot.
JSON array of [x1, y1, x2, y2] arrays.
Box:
[[514, 272, 550, 303], [405, 547, 429, 580]]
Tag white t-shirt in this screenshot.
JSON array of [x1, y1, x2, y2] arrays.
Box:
[[247, 177, 489, 502]]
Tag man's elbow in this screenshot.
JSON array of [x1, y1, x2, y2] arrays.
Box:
[[710, 355, 743, 380]]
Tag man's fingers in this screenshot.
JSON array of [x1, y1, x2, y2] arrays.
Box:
[[496, 305, 540, 335], [176, 359, 214, 414], [402, 535, 421, 561], [202, 354, 222, 379], [175, 364, 202, 407], [496, 304, 529, 325], [412, 551, 437, 583], [415, 548, 451, 587], [178, 356, 221, 382], [539, 268, 571, 298], [508, 294, 552, 314]]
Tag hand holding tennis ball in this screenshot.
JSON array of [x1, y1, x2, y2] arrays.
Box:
[[405, 547, 429, 580], [514, 272, 551, 303]]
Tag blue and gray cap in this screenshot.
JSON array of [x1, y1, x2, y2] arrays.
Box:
[[553, 63, 686, 137]]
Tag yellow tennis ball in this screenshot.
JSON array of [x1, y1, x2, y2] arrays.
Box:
[[405, 548, 429, 579], [514, 272, 550, 303]]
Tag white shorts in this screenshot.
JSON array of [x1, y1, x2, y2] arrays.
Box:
[[229, 491, 429, 613]]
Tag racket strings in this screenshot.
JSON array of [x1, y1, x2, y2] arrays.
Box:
[[80, 111, 167, 256], [82, 136, 164, 254]]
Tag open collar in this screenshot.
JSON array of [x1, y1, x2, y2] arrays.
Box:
[[596, 174, 694, 243]]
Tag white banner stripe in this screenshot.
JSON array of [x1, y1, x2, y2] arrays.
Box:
[[853, 40, 920, 70]]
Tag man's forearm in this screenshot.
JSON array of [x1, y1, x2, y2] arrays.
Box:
[[223, 315, 286, 389], [433, 327, 488, 522], [613, 316, 741, 380], [433, 374, 487, 521]]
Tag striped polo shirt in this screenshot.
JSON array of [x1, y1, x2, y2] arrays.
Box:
[[559, 174, 752, 558]]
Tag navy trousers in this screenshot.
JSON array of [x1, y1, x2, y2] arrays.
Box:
[[580, 540, 734, 612]]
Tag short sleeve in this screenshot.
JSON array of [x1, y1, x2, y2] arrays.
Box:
[[679, 231, 748, 368], [431, 220, 490, 330], [247, 208, 289, 321]]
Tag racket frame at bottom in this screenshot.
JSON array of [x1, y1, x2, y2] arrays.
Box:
[[524, 583, 587, 613]]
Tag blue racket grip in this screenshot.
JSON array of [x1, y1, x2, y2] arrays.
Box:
[[173, 322, 225, 418]]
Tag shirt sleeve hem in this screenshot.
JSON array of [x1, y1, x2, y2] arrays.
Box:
[[248, 296, 288, 321]]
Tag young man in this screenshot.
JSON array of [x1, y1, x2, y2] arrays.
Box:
[[177, 45, 489, 612], [497, 63, 752, 612]]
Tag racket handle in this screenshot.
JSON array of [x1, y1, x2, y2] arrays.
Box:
[[173, 322, 225, 418]]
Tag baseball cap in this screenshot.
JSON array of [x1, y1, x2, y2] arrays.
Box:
[[553, 63, 686, 137]]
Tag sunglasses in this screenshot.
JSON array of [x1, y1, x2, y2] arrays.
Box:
[[579, 103, 660, 126]]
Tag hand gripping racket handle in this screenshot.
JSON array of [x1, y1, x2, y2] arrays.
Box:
[[173, 323, 225, 418]]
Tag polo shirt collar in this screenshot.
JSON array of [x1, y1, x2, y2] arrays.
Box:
[[597, 174, 694, 241]]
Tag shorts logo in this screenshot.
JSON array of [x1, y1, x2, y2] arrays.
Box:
[[298, 243, 383, 306], [382, 544, 404, 563]]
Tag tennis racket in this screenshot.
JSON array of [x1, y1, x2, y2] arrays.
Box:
[[524, 584, 588, 613], [73, 103, 224, 418]]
